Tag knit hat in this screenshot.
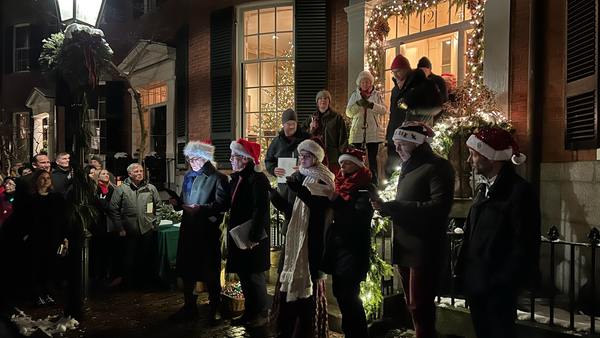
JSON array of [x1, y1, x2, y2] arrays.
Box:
[[338, 148, 366, 168], [315, 89, 332, 103], [355, 70, 375, 86], [230, 138, 263, 171], [417, 56, 432, 69], [183, 140, 214, 161], [297, 138, 326, 163], [281, 108, 298, 124], [392, 121, 435, 144], [466, 127, 527, 165], [390, 54, 411, 71]]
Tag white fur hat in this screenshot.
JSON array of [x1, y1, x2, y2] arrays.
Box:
[[297, 139, 325, 163], [183, 141, 214, 161], [355, 70, 375, 86]]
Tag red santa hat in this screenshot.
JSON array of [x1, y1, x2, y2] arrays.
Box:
[[392, 121, 435, 144], [230, 138, 263, 171], [338, 148, 366, 168], [466, 127, 527, 165]]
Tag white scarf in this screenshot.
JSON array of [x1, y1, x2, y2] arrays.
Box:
[[279, 163, 334, 302]]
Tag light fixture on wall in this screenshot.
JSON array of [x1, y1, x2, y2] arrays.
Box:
[[56, 0, 105, 27]]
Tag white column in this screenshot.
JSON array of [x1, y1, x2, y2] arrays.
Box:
[[345, 1, 372, 98], [483, 0, 511, 114]]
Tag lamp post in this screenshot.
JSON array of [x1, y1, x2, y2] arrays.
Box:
[[56, 0, 105, 27]]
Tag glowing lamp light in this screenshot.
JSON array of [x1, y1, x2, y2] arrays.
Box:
[[56, 0, 105, 27]]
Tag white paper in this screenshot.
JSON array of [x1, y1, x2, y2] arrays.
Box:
[[306, 182, 332, 197], [277, 157, 298, 183], [229, 219, 267, 250], [146, 202, 153, 213]]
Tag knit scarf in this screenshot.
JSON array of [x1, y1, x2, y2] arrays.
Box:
[[182, 170, 201, 195], [98, 181, 109, 196], [334, 167, 372, 201], [280, 163, 334, 302]]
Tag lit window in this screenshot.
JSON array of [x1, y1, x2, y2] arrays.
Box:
[[241, 5, 294, 154], [14, 25, 30, 72], [139, 84, 168, 107]]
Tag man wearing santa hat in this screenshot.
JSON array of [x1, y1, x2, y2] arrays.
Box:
[[459, 127, 541, 338], [226, 138, 271, 327], [170, 141, 230, 324], [372, 121, 455, 338]]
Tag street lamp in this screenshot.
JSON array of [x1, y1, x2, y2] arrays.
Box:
[[56, 0, 105, 27]]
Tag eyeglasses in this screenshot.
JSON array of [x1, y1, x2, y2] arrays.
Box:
[[187, 157, 202, 162], [298, 153, 314, 160]]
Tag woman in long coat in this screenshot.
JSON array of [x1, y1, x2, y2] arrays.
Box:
[[170, 141, 230, 323]]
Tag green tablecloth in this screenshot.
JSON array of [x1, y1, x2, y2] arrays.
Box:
[[157, 225, 180, 284]]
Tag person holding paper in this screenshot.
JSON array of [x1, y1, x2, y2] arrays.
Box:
[[321, 148, 374, 338], [169, 141, 230, 324], [227, 139, 271, 327], [269, 138, 334, 338]]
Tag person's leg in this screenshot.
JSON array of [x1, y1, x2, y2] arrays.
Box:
[[367, 142, 380, 185], [206, 271, 222, 317], [237, 272, 255, 320], [121, 236, 137, 287], [485, 291, 518, 338], [277, 293, 299, 338], [407, 266, 438, 338], [467, 295, 491, 338], [169, 278, 199, 321], [249, 272, 267, 316], [333, 276, 368, 338]]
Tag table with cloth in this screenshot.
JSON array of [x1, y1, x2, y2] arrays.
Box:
[[156, 224, 180, 285]]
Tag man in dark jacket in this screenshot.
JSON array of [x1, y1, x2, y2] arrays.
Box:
[[227, 139, 271, 327], [459, 127, 540, 338], [302, 90, 348, 172], [265, 108, 309, 233], [373, 122, 455, 338], [170, 141, 230, 323], [417, 57, 448, 104], [51, 152, 73, 197]]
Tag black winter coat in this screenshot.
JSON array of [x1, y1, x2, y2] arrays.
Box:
[[301, 108, 348, 167], [270, 171, 330, 280], [321, 190, 373, 281], [380, 143, 455, 267], [265, 128, 310, 176], [226, 163, 271, 274], [177, 161, 230, 280], [457, 164, 541, 296]]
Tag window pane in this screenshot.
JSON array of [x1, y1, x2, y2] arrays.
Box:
[[400, 31, 458, 76], [276, 6, 293, 32], [276, 32, 293, 57], [245, 113, 260, 138], [409, 11, 420, 34], [259, 8, 275, 33], [245, 10, 258, 35], [465, 6, 472, 20], [245, 88, 260, 113], [277, 86, 294, 111], [385, 70, 394, 93], [245, 36, 258, 60], [259, 34, 275, 59], [261, 87, 276, 111], [387, 16, 397, 40], [261, 61, 276, 86], [277, 61, 294, 85], [441, 39, 452, 73], [385, 47, 396, 71], [15, 27, 29, 48], [245, 63, 259, 87], [261, 112, 279, 137], [437, 1, 450, 27], [421, 7, 436, 31], [451, 4, 465, 24], [398, 16, 408, 37]]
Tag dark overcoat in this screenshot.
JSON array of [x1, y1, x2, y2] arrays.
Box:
[[380, 143, 455, 267], [226, 163, 271, 274], [457, 164, 541, 296], [176, 161, 230, 280]]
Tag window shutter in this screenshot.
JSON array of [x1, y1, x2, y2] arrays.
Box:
[[175, 25, 189, 166], [294, 0, 328, 124], [4, 26, 13, 74], [210, 7, 234, 168], [565, 0, 598, 149]]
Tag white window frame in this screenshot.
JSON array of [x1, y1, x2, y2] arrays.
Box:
[[235, 1, 294, 144], [13, 23, 31, 73]]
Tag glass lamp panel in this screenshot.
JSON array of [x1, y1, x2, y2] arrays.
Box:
[[387, 16, 397, 40], [259, 8, 275, 33], [259, 34, 275, 59], [76, 0, 103, 26], [276, 32, 293, 57], [261, 61, 276, 87], [421, 7, 436, 31], [245, 63, 259, 88], [244, 10, 258, 35], [57, 0, 74, 21], [436, 1, 450, 28], [245, 88, 260, 113], [276, 6, 293, 32], [244, 36, 258, 60]]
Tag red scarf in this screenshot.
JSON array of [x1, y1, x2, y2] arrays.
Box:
[[98, 181, 109, 195], [334, 167, 372, 201], [360, 86, 374, 100]]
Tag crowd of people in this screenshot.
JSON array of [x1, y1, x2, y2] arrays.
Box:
[[0, 53, 541, 338]]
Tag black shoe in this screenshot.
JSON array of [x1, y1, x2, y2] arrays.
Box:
[[168, 305, 199, 322], [209, 312, 222, 327]]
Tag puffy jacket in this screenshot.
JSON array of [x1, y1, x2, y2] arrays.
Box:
[[109, 178, 161, 236], [346, 88, 387, 144]]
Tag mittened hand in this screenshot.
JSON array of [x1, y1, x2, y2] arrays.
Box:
[[367, 101, 374, 109]]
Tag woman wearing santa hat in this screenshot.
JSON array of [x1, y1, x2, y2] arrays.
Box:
[[321, 147, 374, 338], [458, 127, 540, 338], [269, 137, 334, 338], [227, 138, 271, 327]]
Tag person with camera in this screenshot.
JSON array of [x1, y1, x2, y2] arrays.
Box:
[[372, 122, 455, 338]]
